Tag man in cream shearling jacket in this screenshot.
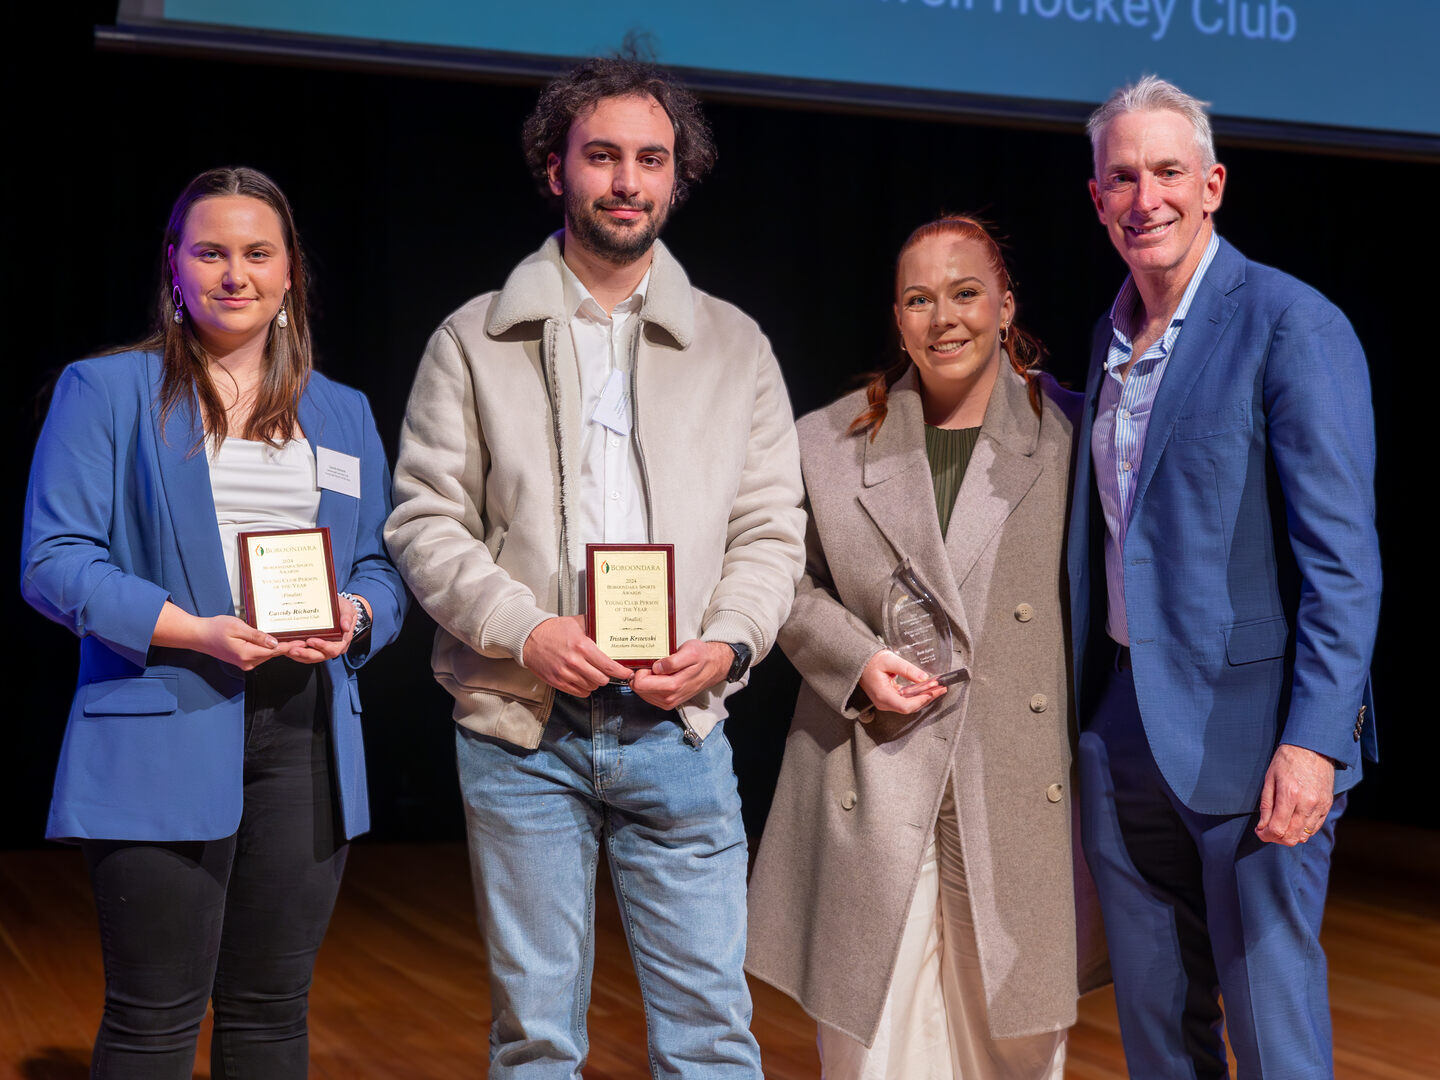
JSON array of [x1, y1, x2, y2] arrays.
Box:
[[384, 56, 804, 1079]]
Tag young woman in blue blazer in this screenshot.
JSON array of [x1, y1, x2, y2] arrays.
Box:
[[21, 167, 406, 1079]]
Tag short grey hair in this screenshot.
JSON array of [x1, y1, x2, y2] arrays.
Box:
[[1087, 75, 1217, 176]]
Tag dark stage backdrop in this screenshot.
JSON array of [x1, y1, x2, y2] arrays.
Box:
[[4, 5, 1430, 847]]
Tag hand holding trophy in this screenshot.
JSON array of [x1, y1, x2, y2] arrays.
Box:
[[880, 559, 968, 694]]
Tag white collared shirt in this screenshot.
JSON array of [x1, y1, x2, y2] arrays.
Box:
[[559, 260, 652, 603]]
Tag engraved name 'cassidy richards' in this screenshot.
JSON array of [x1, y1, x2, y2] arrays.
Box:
[[239, 527, 343, 640]]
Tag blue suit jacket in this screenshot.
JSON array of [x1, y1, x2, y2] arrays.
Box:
[[1066, 237, 1381, 815], [22, 350, 407, 842]]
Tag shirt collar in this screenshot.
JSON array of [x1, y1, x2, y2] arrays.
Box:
[[559, 257, 650, 323], [1105, 230, 1221, 366]]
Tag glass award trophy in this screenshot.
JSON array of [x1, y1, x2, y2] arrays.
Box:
[[880, 559, 967, 687]]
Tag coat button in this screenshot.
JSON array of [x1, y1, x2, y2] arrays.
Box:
[[841, 790, 857, 811], [1029, 693, 1048, 713], [1014, 603, 1034, 622], [1046, 783, 1063, 803]]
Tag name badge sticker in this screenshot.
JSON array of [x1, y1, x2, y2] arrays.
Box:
[[316, 447, 361, 498], [591, 368, 632, 436]]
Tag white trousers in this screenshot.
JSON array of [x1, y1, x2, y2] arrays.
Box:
[[818, 782, 1066, 1080]]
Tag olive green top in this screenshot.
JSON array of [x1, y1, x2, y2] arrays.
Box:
[[924, 425, 981, 539]]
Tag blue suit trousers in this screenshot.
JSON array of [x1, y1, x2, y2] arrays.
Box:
[[1078, 662, 1343, 1079]]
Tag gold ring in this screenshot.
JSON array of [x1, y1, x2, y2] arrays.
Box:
[[1302, 827, 1313, 835]]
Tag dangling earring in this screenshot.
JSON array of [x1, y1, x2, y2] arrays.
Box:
[[172, 284, 184, 324], [999, 324, 1010, 344], [275, 290, 290, 329]]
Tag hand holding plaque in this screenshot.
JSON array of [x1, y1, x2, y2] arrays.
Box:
[[585, 544, 677, 667], [880, 559, 967, 689], [238, 528, 343, 641]]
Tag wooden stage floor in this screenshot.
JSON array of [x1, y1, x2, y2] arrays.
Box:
[[2, 818, 1436, 1079]]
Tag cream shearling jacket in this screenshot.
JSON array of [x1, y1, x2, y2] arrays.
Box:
[[385, 236, 806, 747]]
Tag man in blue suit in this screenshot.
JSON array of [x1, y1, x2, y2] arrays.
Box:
[[1068, 76, 1381, 1078]]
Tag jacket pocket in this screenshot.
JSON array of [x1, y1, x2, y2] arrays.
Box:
[[434, 636, 548, 705], [81, 675, 179, 716], [1175, 402, 1248, 441], [1224, 616, 1288, 665]]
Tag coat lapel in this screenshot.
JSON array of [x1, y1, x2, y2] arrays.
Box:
[[149, 357, 233, 617], [299, 383, 357, 583], [1130, 240, 1242, 516], [855, 368, 966, 634], [944, 365, 1042, 589]]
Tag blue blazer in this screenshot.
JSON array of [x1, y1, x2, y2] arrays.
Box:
[[1066, 238, 1381, 816], [22, 350, 407, 842]]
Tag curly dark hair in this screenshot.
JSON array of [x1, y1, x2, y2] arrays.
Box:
[[522, 54, 717, 208]]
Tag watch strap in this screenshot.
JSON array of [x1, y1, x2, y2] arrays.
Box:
[[340, 592, 371, 637], [723, 642, 752, 683]]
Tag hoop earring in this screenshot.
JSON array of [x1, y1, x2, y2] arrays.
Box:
[[172, 284, 184, 324], [999, 324, 1010, 344]]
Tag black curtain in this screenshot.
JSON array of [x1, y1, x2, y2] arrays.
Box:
[[4, 5, 1430, 846]]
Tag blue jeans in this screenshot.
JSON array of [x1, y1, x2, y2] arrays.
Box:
[[456, 685, 762, 1079]]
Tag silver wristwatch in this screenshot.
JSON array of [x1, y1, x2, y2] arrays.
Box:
[[339, 592, 371, 637]]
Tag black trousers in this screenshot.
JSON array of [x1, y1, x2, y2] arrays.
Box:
[[81, 658, 348, 1080]]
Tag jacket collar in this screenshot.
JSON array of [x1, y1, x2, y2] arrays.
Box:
[[1129, 235, 1243, 515], [861, 361, 1039, 488], [483, 232, 695, 348], [977, 355, 1042, 459], [1199, 233, 1247, 298], [149, 355, 234, 616], [297, 381, 358, 585], [856, 363, 1043, 643], [944, 362, 1043, 594], [861, 364, 924, 487]]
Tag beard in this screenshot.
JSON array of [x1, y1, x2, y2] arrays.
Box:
[[563, 186, 669, 266]]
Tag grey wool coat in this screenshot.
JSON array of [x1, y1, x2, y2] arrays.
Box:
[[746, 364, 1107, 1046]]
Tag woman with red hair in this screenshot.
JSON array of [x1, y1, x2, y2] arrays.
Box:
[[748, 217, 1104, 1079]]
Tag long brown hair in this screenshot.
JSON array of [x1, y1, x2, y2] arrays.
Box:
[[147, 167, 313, 452], [851, 215, 1046, 440]]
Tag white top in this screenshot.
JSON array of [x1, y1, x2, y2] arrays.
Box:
[[560, 259, 652, 610], [207, 435, 321, 615]]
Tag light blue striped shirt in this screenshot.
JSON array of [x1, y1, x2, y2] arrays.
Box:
[[1093, 231, 1220, 646]]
